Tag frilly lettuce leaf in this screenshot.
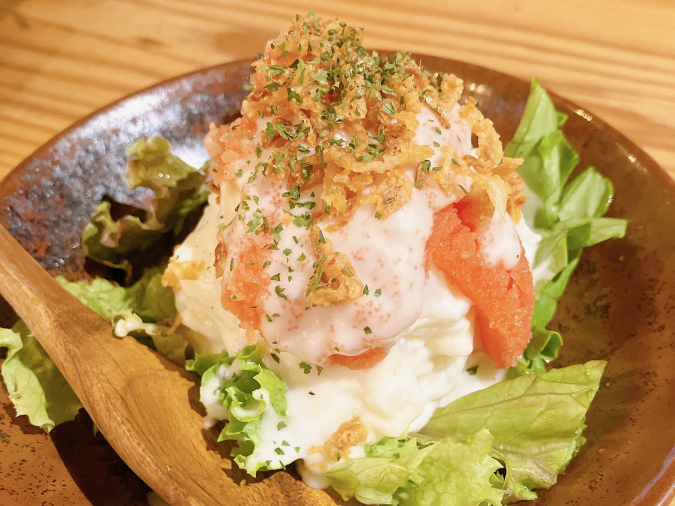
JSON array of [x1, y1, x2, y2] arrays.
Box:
[[194, 345, 288, 476], [125, 265, 178, 322], [236, 346, 286, 418], [420, 360, 606, 503], [2, 137, 201, 431], [395, 430, 504, 506], [81, 136, 209, 279], [508, 327, 564, 377], [327, 436, 435, 505], [326, 430, 503, 506], [505, 79, 626, 376], [56, 270, 186, 364], [558, 165, 614, 221], [505, 78, 577, 229], [57, 276, 133, 320], [187, 350, 232, 377], [0, 322, 83, 432], [506, 79, 627, 284], [327, 362, 605, 505], [0, 270, 187, 430], [509, 251, 576, 377]]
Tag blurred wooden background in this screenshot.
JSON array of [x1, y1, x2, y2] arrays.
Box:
[[0, 0, 674, 182]]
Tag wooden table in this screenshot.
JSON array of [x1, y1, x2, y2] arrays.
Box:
[[0, 1, 674, 505], [0, 0, 674, 182]]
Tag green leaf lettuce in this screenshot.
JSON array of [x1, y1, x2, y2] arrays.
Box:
[[324, 362, 604, 505], [421, 360, 606, 502], [194, 345, 289, 476], [81, 136, 209, 278], [504, 79, 626, 376], [327, 430, 503, 506], [1, 270, 187, 430], [0, 322, 83, 432]]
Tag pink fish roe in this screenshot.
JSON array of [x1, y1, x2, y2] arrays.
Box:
[[428, 204, 534, 368]]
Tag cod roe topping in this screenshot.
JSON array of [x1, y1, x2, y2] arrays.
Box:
[[428, 203, 535, 368]]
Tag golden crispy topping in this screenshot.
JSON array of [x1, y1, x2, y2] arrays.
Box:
[[431, 96, 525, 222], [306, 226, 363, 306], [433, 144, 510, 219], [214, 242, 227, 279], [440, 74, 464, 110], [458, 99, 499, 168], [323, 143, 433, 175], [234, 13, 520, 228], [432, 144, 464, 194], [206, 13, 529, 320], [308, 416, 368, 462], [368, 168, 414, 219], [323, 192, 361, 233], [505, 170, 527, 223], [423, 74, 464, 129], [209, 13, 528, 232]]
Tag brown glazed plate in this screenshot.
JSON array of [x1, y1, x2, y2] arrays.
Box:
[[1, 56, 674, 506]]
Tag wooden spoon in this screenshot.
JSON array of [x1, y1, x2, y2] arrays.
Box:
[[0, 225, 342, 506]]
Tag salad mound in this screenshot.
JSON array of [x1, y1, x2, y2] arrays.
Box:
[[195, 12, 531, 373], [0, 12, 628, 506]]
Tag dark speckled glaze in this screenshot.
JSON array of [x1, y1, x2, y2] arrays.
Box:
[[1, 57, 674, 506]]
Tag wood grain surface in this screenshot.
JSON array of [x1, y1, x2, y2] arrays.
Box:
[[0, 0, 674, 182]]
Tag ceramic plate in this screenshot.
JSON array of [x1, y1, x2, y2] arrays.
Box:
[[1, 57, 674, 506]]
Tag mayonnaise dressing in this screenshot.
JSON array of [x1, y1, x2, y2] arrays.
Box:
[[259, 185, 456, 364], [478, 210, 522, 270]]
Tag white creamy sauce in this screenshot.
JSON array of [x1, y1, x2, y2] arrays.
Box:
[[414, 104, 472, 168], [413, 105, 475, 195], [478, 210, 522, 270], [200, 363, 231, 426], [437, 351, 508, 408], [518, 186, 556, 288], [170, 104, 544, 483], [113, 315, 145, 337], [259, 185, 456, 364]]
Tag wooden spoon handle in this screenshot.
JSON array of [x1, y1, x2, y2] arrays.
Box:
[[0, 227, 200, 501], [0, 226, 108, 389], [0, 225, 63, 328]]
